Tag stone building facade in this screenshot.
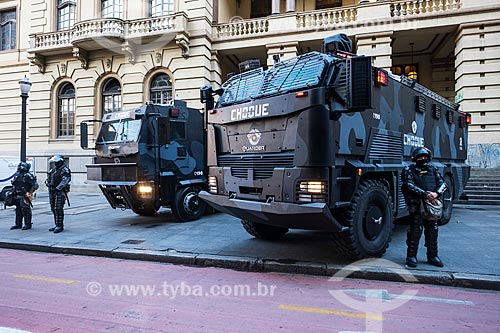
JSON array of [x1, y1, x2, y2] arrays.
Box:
[[0, 0, 499, 190]]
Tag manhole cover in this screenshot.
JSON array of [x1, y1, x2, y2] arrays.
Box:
[[121, 239, 145, 244]]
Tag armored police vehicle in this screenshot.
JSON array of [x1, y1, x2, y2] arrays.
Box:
[[199, 34, 471, 259], [81, 101, 207, 221]]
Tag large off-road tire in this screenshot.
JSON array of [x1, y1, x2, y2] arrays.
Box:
[[241, 219, 289, 240], [331, 179, 394, 259], [439, 175, 454, 226], [172, 186, 206, 222], [131, 203, 159, 216]]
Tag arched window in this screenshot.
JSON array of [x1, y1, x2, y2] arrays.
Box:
[[150, 0, 174, 17], [101, 0, 123, 18], [102, 78, 122, 114], [0, 10, 16, 50], [57, 0, 76, 31], [58, 82, 76, 137], [150, 73, 172, 104]]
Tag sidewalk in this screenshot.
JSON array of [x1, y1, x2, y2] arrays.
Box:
[[1, 192, 499, 291]]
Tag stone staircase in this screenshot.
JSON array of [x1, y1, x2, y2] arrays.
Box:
[[457, 168, 500, 205]]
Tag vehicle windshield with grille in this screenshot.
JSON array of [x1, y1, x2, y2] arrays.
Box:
[[217, 52, 331, 107], [97, 119, 142, 143]]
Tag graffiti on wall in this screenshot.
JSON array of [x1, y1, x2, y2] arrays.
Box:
[[467, 143, 500, 168]]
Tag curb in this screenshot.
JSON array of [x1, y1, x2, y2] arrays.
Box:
[[1, 241, 499, 291]]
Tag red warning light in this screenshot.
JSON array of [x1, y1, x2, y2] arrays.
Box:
[[295, 91, 308, 98], [375, 69, 388, 86], [170, 108, 180, 117]]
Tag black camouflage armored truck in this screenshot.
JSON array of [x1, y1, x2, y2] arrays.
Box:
[[81, 101, 207, 221], [199, 34, 471, 259]]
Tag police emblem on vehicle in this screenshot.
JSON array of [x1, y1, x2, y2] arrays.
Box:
[[411, 121, 417, 134], [242, 129, 265, 152], [247, 129, 262, 146], [404, 120, 424, 148]]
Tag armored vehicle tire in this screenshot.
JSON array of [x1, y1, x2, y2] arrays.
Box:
[[438, 175, 454, 226], [241, 219, 289, 240], [172, 186, 206, 222], [331, 179, 394, 259], [132, 203, 159, 216]]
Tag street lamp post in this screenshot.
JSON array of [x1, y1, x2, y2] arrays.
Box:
[[19, 76, 32, 163]]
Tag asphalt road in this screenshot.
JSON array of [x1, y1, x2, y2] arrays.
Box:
[[1, 249, 499, 333], [1, 193, 500, 290]]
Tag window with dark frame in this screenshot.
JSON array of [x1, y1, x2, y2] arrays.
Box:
[[150, 73, 173, 104], [150, 0, 174, 17], [58, 82, 76, 137], [101, 0, 123, 18], [0, 9, 16, 51], [250, 0, 271, 18], [102, 78, 122, 114], [316, 0, 343, 10], [57, 0, 76, 31]]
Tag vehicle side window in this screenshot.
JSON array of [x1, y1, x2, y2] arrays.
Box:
[[170, 121, 186, 141]]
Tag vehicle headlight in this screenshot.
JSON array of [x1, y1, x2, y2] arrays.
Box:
[[137, 183, 153, 198], [208, 176, 218, 194], [296, 180, 327, 203]]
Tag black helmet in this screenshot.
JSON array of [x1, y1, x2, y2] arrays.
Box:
[[411, 147, 432, 162], [17, 161, 30, 172], [49, 155, 65, 167]]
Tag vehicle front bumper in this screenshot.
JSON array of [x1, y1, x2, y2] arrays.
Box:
[[199, 191, 347, 231]]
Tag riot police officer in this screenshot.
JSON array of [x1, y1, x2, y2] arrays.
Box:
[[46, 155, 71, 233], [10, 162, 38, 230], [402, 147, 447, 268]]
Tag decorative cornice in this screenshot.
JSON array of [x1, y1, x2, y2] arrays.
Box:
[[27, 53, 46, 73], [72, 47, 89, 69], [175, 35, 189, 58], [121, 41, 137, 64]]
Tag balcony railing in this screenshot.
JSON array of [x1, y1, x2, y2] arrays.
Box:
[[32, 30, 73, 49], [214, 0, 463, 41], [29, 15, 180, 51], [128, 16, 176, 38], [73, 18, 125, 43], [296, 7, 357, 30], [215, 17, 269, 39], [390, 0, 461, 16]]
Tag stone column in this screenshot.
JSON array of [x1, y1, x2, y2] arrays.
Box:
[[266, 42, 298, 67], [271, 0, 280, 15], [355, 32, 392, 70], [455, 21, 500, 146], [286, 0, 295, 13]]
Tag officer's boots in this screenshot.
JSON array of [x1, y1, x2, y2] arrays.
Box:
[[21, 210, 32, 230], [10, 213, 23, 230], [53, 214, 64, 233], [425, 222, 444, 267], [49, 215, 57, 232], [406, 225, 423, 268]]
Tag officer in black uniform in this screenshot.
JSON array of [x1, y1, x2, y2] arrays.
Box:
[[10, 162, 37, 230], [46, 155, 71, 233], [402, 147, 447, 268]]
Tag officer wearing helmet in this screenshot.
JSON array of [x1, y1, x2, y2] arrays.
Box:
[[402, 147, 447, 268], [45, 155, 71, 233], [9, 162, 38, 230]]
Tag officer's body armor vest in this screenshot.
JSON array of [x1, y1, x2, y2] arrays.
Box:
[[12, 172, 34, 194], [412, 165, 438, 192]]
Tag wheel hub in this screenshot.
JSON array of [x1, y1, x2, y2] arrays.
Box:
[[364, 205, 383, 240], [183, 192, 199, 214]]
